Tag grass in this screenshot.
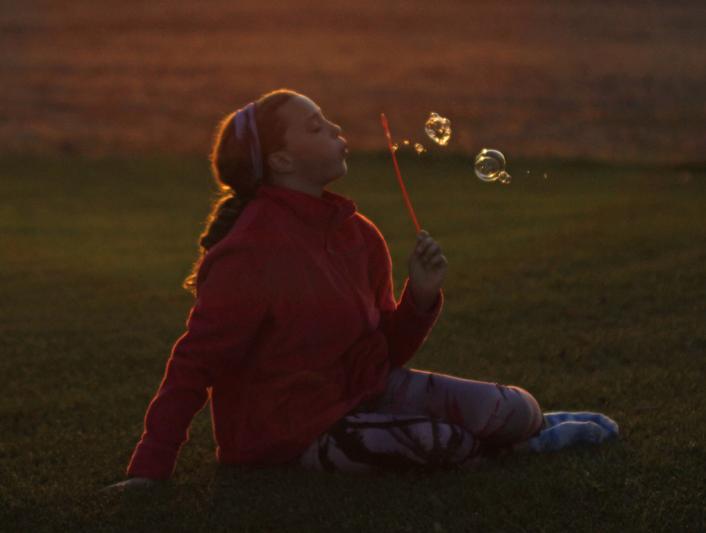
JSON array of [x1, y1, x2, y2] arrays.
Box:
[[1, 152, 704, 531]]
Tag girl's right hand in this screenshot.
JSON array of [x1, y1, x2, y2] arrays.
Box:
[[99, 477, 160, 494]]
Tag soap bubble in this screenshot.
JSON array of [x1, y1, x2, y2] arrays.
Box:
[[474, 148, 511, 184], [424, 112, 451, 146], [391, 139, 426, 155]]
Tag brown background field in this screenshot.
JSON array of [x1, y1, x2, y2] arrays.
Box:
[[2, 0, 705, 163]]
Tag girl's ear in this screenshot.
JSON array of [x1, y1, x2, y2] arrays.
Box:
[[266, 151, 294, 174]]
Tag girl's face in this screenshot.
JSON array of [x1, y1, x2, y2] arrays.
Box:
[[272, 95, 349, 187]]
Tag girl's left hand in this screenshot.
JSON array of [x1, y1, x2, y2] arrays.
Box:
[[407, 229, 448, 312]]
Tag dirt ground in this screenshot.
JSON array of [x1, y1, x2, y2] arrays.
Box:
[[2, 1, 705, 163]]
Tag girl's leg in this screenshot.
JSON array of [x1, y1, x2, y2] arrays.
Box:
[[368, 366, 544, 449], [297, 410, 488, 474]]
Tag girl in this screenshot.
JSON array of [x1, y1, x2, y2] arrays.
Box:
[[103, 89, 618, 491]]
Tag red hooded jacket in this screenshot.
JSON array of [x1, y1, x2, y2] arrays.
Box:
[[126, 183, 443, 479]]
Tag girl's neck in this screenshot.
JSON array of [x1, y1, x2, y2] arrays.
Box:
[[267, 174, 324, 198]]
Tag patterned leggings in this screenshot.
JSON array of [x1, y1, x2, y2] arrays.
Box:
[[296, 366, 544, 474]]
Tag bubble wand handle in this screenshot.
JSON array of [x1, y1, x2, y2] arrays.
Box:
[[379, 112, 421, 235]]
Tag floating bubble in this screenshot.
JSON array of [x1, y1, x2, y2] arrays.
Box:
[[391, 139, 426, 155], [424, 112, 452, 146], [543, 173, 548, 179], [473, 148, 511, 184]]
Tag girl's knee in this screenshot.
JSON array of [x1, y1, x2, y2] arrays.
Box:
[[507, 385, 544, 439]]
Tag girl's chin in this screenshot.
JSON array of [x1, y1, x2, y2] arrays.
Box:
[[325, 159, 347, 181]]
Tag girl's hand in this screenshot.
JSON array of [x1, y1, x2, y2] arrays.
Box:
[[98, 477, 160, 494], [407, 229, 448, 312]]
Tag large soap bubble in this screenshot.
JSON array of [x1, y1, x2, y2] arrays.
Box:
[[424, 112, 451, 146], [474, 148, 511, 184]]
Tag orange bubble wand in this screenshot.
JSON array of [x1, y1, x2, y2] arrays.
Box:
[[380, 112, 421, 235]]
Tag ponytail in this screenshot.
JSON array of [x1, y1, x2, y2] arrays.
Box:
[[198, 193, 252, 250]]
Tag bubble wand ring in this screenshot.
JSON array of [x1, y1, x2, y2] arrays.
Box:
[[380, 112, 421, 235]]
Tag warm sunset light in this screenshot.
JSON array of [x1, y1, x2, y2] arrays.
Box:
[[3, 2, 705, 531]]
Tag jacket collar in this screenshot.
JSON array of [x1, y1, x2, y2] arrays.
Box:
[[256, 183, 357, 230]]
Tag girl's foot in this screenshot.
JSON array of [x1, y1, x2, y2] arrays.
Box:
[[512, 419, 617, 454], [542, 411, 619, 439]]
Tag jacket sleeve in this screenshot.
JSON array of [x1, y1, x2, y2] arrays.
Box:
[[371, 229, 444, 368], [126, 246, 269, 480]]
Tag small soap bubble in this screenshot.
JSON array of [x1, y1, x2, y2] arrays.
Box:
[[473, 148, 511, 184], [392, 142, 399, 152], [414, 142, 426, 154], [402, 139, 411, 146], [424, 112, 452, 146]]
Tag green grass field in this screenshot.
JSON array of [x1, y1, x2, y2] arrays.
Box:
[[1, 153, 704, 531]]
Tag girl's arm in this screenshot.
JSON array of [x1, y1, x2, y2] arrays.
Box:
[[126, 246, 269, 480], [371, 232, 444, 368]]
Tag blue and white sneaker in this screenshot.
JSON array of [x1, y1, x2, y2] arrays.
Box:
[[513, 411, 619, 454], [542, 411, 619, 439]]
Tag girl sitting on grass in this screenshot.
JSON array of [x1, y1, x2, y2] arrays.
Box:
[[103, 88, 618, 491]]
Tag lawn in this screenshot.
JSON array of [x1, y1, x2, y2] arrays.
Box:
[[1, 152, 704, 531]]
